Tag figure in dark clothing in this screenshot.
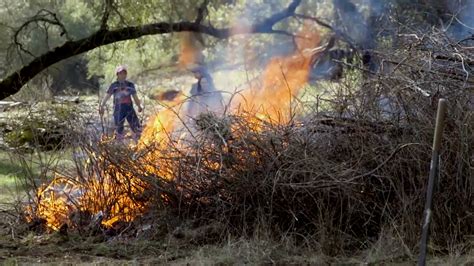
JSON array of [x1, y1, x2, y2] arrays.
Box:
[[99, 65, 143, 141], [185, 66, 224, 119]]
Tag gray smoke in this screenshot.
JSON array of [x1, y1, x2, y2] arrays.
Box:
[[447, 0, 474, 39]]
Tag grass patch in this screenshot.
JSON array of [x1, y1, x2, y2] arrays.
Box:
[[0, 150, 75, 204], [1, 228, 472, 265], [0, 151, 27, 203]]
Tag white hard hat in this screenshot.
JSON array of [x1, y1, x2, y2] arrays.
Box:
[[115, 65, 128, 74]]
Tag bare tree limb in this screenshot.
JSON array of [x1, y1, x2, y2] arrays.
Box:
[[12, 8, 72, 61], [195, 0, 210, 24], [17, 9, 71, 41], [254, 0, 301, 32], [294, 13, 356, 50], [100, 0, 114, 30]]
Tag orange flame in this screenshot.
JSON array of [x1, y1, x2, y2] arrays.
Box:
[[234, 22, 321, 123]]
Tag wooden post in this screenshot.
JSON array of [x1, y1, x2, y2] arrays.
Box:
[[418, 98, 447, 266]]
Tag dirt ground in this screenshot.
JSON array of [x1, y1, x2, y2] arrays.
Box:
[[0, 210, 472, 266]]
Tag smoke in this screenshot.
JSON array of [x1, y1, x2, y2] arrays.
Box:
[[201, 1, 305, 109], [333, 0, 370, 48], [447, 0, 474, 39], [361, 0, 385, 15], [332, 0, 390, 49]]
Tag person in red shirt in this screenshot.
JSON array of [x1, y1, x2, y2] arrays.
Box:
[[99, 65, 143, 141]]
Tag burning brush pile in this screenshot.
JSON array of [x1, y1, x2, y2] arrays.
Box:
[[25, 25, 472, 255]]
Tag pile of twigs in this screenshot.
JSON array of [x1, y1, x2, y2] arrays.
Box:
[[137, 29, 471, 254]]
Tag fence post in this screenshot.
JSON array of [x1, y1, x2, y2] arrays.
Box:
[[418, 98, 447, 266]]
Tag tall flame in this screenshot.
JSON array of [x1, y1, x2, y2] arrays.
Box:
[[234, 22, 321, 123]]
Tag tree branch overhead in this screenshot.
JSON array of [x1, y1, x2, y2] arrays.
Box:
[[0, 1, 304, 100]]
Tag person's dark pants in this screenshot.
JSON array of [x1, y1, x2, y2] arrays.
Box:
[[113, 104, 141, 139]]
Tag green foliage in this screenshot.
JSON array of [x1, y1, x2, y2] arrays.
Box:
[[0, 0, 102, 96], [58, 1, 100, 39], [86, 35, 178, 85]]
